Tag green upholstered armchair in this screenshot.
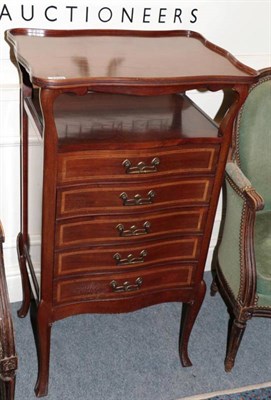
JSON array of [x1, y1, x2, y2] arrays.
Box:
[[211, 68, 271, 372]]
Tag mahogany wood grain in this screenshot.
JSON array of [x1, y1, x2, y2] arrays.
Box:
[[54, 237, 201, 277], [7, 29, 257, 90], [55, 208, 207, 248], [6, 28, 258, 397], [27, 89, 221, 146], [57, 178, 213, 217], [53, 92, 220, 145], [57, 146, 219, 184], [53, 264, 195, 305]]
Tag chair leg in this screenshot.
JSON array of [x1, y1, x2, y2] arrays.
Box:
[[225, 317, 247, 372], [31, 301, 52, 398], [16, 233, 31, 318], [210, 277, 219, 297], [1, 374, 16, 400], [179, 280, 206, 367]]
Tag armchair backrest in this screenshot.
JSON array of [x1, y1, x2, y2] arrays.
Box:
[[234, 69, 271, 210]]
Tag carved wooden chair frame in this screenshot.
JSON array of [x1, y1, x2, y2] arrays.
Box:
[[211, 68, 271, 371], [0, 222, 17, 400]]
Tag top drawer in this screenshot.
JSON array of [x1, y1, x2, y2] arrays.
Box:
[[57, 145, 220, 185]]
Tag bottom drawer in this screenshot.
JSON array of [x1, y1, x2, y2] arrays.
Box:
[[53, 265, 195, 305]]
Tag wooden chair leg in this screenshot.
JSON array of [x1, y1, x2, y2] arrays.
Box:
[[225, 317, 247, 372], [210, 277, 219, 297], [1, 374, 16, 400], [16, 233, 31, 318], [179, 280, 206, 367]]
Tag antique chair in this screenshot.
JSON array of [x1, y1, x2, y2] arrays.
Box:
[[0, 221, 17, 400], [211, 68, 271, 371]]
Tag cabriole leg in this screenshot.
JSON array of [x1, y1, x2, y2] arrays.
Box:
[[32, 302, 52, 398], [179, 280, 206, 367]]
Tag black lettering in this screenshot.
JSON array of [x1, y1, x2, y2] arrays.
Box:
[[86, 6, 89, 22], [143, 8, 151, 23], [66, 6, 78, 22], [122, 8, 134, 23], [98, 7, 113, 23], [174, 8, 182, 23], [158, 8, 167, 23], [45, 6, 57, 22], [0, 4, 12, 20], [190, 9, 198, 23], [21, 5, 34, 21]]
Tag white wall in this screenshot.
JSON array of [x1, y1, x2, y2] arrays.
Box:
[[0, 0, 270, 302]]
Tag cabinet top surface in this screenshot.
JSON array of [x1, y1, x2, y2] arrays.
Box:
[[7, 28, 257, 89]]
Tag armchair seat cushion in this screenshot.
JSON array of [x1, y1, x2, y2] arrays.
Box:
[[255, 210, 271, 305]]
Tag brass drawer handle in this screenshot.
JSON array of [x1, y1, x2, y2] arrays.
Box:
[[122, 157, 160, 174], [116, 221, 151, 237], [120, 190, 155, 206], [113, 250, 147, 265], [110, 277, 143, 292]]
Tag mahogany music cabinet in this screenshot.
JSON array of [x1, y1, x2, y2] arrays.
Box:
[[6, 29, 257, 397]]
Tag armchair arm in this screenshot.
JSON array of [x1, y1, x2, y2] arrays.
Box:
[[225, 162, 264, 211], [217, 162, 263, 306], [226, 162, 251, 190]]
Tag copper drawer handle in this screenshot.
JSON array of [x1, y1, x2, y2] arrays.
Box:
[[116, 221, 151, 237], [120, 190, 155, 206], [122, 157, 160, 174], [110, 277, 143, 292], [113, 250, 147, 265]]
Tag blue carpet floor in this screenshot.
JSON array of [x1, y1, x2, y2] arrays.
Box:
[[207, 386, 271, 400], [12, 272, 271, 400]]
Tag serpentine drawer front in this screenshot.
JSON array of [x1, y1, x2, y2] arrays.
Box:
[[54, 237, 202, 277], [55, 208, 208, 248], [57, 178, 213, 217], [7, 28, 257, 396], [57, 145, 220, 184], [53, 265, 195, 305]]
